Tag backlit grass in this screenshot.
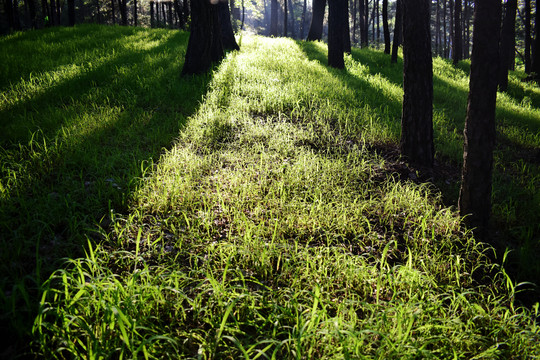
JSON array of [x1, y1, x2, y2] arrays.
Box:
[[1, 26, 539, 358]]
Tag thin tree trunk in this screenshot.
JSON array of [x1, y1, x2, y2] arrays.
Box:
[[383, 0, 390, 53], [499, 0, 517, 91], [133, 0, 138, 26], [459, 0, 502, 236], [150, 1, 154, 27], [524, 0, 532, 73], [376, 0, 379, 42], [26, 0, 37, 28], [436, 0, 440, 56], [111, 0, 115, 24], [449, 0, 453, 58], [307, 0, 326, 40], [443, 0, 447, 57], [453, 0, 462, 65], [67, 0, 74, 25], [531, 0, 540, 75], [300, 0, 306, 38], [270, 0, 278, 35], [289, 0, 296, 38], [352, 0, 357, 43], [284, 0, 288, 36], [391, 0, 402, 63], [400, 0, 433, 167]]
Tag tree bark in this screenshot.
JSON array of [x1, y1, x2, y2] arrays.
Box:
[[459, 0, 501, 236], [270, 0, 278, 36], [284, 0, 288, 36], [391, 0, 402, 63], [68, 0, 75, 25], [531, 0, 540, 75], [499, 0, 517, 91], [306, 0, 326, 40], [443, 0, 447, 57], [453, 0, 462, 65], [182, 0, 224, 76], [435, 0, 440, 56], [328, 0, 347, 68], [111, 0, 116, 24], [524, 0, 531, 73], [382, 0, 390, 53], [300, 0, 306, 38], [133, 0, 138, 26], [218, 0, 239, 50], [344, 0, 351, 53], [400, 0, 433, 167]]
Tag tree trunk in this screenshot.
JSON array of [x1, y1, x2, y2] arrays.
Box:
[[26, 0, 37, 28], [218, 0, 239, 50], [499, 0, 517, 91], [352, 0, 356, 43], [524, 0, 531, 73], [111, 0, 115, 24], [300, 0, 306, 38], [184, 0, 190, 28], [289, 0, 296, 38], [133, 0, 138, 26], [435, 0, 440, 56], [182, 0, 224, 75], [306, 0, 326, 40], [328, 0, 346, 68], [453, 0, 462, 65], [284, 0, 288, 36], [344, 0, 351, 53], [400, 0, 433, 167], [382, 0, 390, 53], [359, 0, 366, 46], [443, 0, 447, 57], [67, 0, 74, 25], [459, 0, 501, 236], [532, 0, 540, 75], [270, 0, 278, 36], [41, 0, 50, 26], [391, 0, 402, 63], [376, 0, 379, 41], [449, 0, 453, 58]]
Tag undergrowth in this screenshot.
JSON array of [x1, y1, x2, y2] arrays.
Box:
[[1, 25, 539, 358]]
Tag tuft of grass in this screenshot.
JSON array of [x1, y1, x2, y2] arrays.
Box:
[[1, 27, 539, 358]]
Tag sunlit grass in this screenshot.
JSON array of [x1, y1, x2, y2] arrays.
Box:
[[1, 26, 539, 358]]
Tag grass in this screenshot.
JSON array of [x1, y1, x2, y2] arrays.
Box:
[[1, 24, 539, 358]]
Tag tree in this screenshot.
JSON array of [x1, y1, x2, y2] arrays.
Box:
[[458, 0, 502, 235], [218, 0, 239, 50], [270, 0, 278, 36], [328, 0, 347, 68], [400, 0, 433, 167], [306, 0, 326, 40], [453, 0, 462, 65], [524, 0, 532, 73], [499, 0, 517, 91], [68, 0, 75, 26], [382, 0, 390, 54], [391, 0, 402, 63], [532, 0, 540, 75], [181, 0, 224, 76]]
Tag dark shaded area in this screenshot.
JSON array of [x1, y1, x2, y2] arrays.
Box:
[[0, 25, 214, 357]]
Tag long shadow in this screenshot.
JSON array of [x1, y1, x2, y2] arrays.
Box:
[[0, 24, 215, 356], [297, 41, 540, 304]]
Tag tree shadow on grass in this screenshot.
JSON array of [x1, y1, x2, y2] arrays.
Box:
[[0, 24, 215, 357], [297, 40, 540, 305]]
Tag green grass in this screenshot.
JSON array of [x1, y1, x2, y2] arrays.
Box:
[[1, 25, 539, 358]]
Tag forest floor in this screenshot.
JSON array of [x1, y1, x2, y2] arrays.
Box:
[[1, 24, 540, 358]]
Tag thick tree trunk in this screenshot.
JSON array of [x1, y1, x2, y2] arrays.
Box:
[[453, 0, 462, 65], [499, 0, 517, 91], [300, 0, 306, 38], [400, 0, 433, 167], [344, 0, 351, 53], [306, 0, 326, 40], [12, 0, 21, 29], [67, 0, 74, 25], [218, 0, 239, 50], [391, 0, 402, 63], [26, 0, 37, 28], [359, 0, 366, 46], [328, 0, 346, 68], [524, 0, 531, 73], [182, 0, 224, 75], [459, 0, 501, 236], [382, 0, 390, 53]]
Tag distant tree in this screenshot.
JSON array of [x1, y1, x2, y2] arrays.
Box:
[[300, 0, 307, 38], [111, 0, 116, 24], [118, 0, 128, 25], [68, 0, 75, 26], [306, 0, 326, 40], [458, 0, 502, 236], [133, 0, 138, 26], [382, 0, 390, 53], [182, 0, 224, 76], [499, 0, 517, 91], [391, 0, 402, 63], [400, 0, 433, 167], [435, 0, 441, 56], [270, 0, 278, 35], [524, 0, 531, 73], [453, 0, 462, 65], [218, 0, 239, 50], [328, 0, 347, 68], [284, 0, 288, 35]]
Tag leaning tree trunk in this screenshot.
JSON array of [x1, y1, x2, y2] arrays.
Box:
[[182, 0, 224, 76], [306, 0, 326, 40], [453, 0, 462, 65], [328, 0, 346, 68], [391, 0, 403, 63], [499, 0, 517, 91], [218, 0, 239, 50], [400, 0, 433, 167], [382, 0, 390, 53], [458, 0, 501, 236]]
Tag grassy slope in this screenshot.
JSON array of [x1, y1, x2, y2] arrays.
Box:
[[1, 25, 539, 358]]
